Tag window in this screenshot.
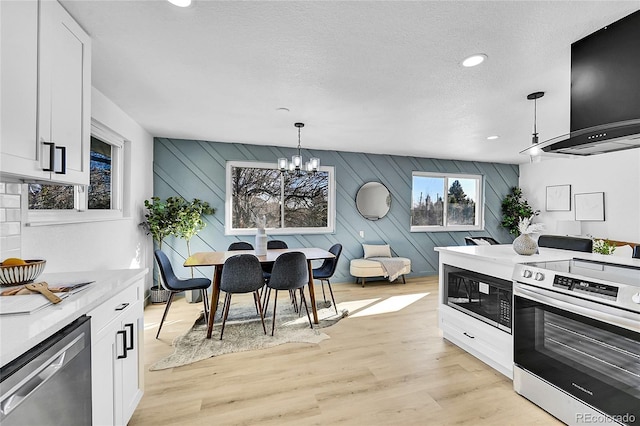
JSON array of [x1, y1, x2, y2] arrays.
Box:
[[26, 121, 125, 224], [225, 161, 335, 235], [410, 171, 483, 232]]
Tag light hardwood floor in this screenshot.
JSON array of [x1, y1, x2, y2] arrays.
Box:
[[130, 276, 561, 425]]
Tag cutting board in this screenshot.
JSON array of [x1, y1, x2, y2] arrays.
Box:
[[0, 280, 94, 315]]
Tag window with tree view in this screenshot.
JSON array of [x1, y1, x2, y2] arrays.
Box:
[[411, 172, 483, 232], [226, 161, 335, 235]]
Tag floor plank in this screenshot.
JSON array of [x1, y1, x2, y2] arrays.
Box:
[[130, 276, 561, 425]]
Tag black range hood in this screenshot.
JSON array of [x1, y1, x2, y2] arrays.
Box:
[[522, 10, 640, 157]]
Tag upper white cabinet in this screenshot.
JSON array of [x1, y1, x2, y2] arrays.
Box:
[[0, 0, 91, 185]]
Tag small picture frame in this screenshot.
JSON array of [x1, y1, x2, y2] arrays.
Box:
[[575, 192, 605, 221], [546, 184, 571, 211]]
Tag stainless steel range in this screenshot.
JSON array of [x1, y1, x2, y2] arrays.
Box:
[[512, 258, 640, 426]]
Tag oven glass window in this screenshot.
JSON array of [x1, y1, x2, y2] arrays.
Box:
[[515, 296, 640, 421]]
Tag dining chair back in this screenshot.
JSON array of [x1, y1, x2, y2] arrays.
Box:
[[218, 254, 266, 339], [633, 245, 640, 259], [267, 240, 288, 249], [312, 243, 342, 314], [265, 251, 311, 335], [228, 241, 254, 251], [154, 250, 211, 339], [537, 235, 593, 252]]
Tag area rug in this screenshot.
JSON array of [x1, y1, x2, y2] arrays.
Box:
[[149, 300, 348, 371]]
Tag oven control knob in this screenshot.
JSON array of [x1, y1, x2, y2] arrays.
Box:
[[632, 293, 640, 304], [522, 270, 533, 278], [534, 272, 545, 281]]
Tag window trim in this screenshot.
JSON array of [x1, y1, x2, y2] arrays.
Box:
[[25, 119, 126, 226], [225, 160, 336, 236], [410, 171, 484, 232]]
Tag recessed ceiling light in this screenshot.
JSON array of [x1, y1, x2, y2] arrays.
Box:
[[167, 0, 191, 7], [462, 54, 487, 67], [487, 135, 499, 140]]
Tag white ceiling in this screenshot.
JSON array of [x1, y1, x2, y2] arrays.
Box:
[[61, 0, 640, 165]]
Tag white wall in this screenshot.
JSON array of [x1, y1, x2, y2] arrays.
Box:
[[519, 148, 640, 243], [21, 88, 155, 285]]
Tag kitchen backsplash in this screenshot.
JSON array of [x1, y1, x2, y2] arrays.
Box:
[[0, 182, 22, 260]]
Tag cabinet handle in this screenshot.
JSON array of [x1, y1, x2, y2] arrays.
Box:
[[114, 302, 129, 311], [463, 332, 475, 339], [125, 323, 134, 350], [54, 146, 66, 174], [116, 330, 128, 359], [42, 142, 56, 172]]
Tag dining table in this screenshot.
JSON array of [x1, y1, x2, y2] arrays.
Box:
[[184, 247, 335, 339]]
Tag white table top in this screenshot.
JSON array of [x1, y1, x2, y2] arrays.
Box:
[[0, 268, 147, 367]]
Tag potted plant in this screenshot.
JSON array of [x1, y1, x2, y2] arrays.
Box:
[[141, 196, 215, 303], [501, 187, 537, 237]]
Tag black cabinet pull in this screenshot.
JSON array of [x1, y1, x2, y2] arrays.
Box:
[[116, 330, 128, 359], [42, 142, 55, 172], [463, 332, 475, 339], [114, 302, 129, 311], [125, 323, 134, 350], [54, 145, 66, 174]]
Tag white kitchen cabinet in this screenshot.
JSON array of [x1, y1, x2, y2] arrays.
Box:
[[0, 0, 90, 185], [90, 279, 144, 426]]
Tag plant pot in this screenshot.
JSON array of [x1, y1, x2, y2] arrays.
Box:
[[150, 285, 171, 304], [513, 233, 538, 255]]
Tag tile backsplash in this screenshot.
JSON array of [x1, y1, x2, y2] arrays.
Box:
[[0, 182, 22, 260]]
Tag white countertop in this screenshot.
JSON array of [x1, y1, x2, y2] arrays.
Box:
[[0, 268, 147, 367], [435, 244, 640, 268]]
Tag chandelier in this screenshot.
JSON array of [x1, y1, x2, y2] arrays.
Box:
[[278, 122, 320, 174]]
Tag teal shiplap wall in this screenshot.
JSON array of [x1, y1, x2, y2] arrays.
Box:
[[153, 137, 518, 284]]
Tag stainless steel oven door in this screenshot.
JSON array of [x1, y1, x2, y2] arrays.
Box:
[[514, 283, 639, 425]]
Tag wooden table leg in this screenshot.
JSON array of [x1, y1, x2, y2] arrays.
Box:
[[206, 266, 222, 339], [307, 260, 319, 324]]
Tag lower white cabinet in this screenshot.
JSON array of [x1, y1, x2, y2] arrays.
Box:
[[89, 279, 144, 426]]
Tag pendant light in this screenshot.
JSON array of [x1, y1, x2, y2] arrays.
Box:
[[278, 123, 320, 175], [527, 91, 544, 159]]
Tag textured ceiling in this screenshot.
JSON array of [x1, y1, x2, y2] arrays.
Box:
[[61, 0, 640, 164]]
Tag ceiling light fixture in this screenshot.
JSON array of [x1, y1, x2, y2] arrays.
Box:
[[278, 123, 320, 175], [487, 135, 500, 140], [527, 91, 545, 158], [167, 0, 191, 7], [462, 54, 487, 67]]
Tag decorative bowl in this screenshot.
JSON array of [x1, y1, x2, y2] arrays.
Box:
[[0, 260, 47, 286]]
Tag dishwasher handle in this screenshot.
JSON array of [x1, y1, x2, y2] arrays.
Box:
[[0, 333, 86, 417]]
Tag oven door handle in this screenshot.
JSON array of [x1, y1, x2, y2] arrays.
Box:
[[515, 283, 639, 332]]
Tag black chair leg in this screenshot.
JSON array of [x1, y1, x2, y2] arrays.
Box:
[[271, 290, 279, 336], [220, 293, 232, 340], [156, 291, 176, 339], [321, 281, 327, 303], [402, 275, 406, 284], [299, 288, 313, 329], [253, 291, 267, 335], [201, 289, 210, 325], [325, 279, 338, 314]]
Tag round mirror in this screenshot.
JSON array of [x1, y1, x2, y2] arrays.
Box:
[[356, 182, 391, 220]]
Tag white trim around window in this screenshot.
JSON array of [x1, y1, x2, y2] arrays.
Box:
[[225, 160, 336, 236], [410, 171, 484, 232]]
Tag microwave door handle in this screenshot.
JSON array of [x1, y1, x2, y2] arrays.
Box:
[[515, 284, 639, 331]]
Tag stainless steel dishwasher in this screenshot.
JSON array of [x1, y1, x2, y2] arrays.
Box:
[[0, 315, 92, 426]]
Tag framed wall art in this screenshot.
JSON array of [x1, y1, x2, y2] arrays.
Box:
[[546, 184, 571, 211], [574, 192, 605, 221]]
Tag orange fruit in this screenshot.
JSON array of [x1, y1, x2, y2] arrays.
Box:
[[2, 258, 27, 266]]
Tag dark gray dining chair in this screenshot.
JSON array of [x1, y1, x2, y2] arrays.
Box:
[[228, 241, 254, 250], [154, 249, 211, 339], [537, 235, 593, 252], [264, 251, 312, 336], [312, 243, 342, 314], [267, 240, 288, 249], [218, 254, 267, 339], [633, 245, 640, 259]]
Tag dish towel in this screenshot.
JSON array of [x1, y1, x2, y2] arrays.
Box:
[[368, 257, 406, 282]]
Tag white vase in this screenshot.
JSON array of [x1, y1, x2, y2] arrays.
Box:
[[513, 233, 538, 255], [255, 228, 267, 255]]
